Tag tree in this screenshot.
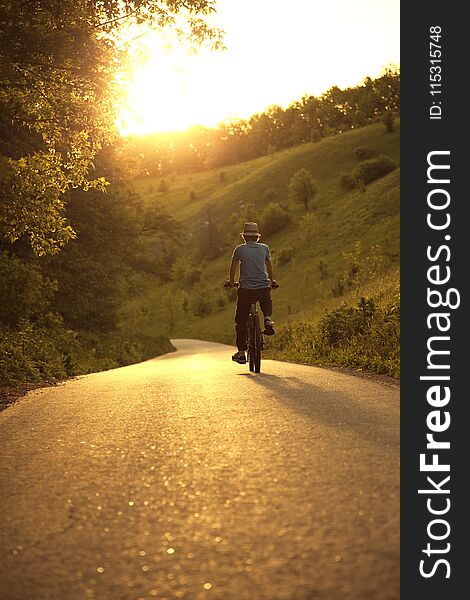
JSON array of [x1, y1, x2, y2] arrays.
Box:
[[288, 169, 318, 210], [0, 0, 222, 255]]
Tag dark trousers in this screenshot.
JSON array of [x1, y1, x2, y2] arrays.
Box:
[[235, 287, 272, 351]]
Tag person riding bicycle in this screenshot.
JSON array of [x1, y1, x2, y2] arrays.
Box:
[[226, 222, 277, 364]]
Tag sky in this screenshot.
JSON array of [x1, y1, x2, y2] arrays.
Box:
[[117, 0, 400, 135]]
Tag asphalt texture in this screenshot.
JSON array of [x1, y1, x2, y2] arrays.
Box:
[[0, 339, 400, 600]]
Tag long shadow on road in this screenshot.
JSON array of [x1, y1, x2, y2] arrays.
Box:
[[237, 371, 399, 450]]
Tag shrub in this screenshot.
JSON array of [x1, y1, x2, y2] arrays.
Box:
[[339, 173, 357, 190], [0, 252, 54, 326], [354, 146, 376, 160], [265, 294, 400, 378], [353, 155, 397, 184], [190, 289, 213, 317], [171, 257, 203, 285], [310, 128, 322, 143], [260, 203, 291, 236], [318, 297, 376, 347], [277, 247, 294, 265]]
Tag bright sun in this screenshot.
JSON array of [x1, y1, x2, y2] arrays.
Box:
[[117, 39, 230, 135]]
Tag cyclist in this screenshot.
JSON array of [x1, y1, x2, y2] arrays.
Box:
[[226, 222, 277, 364]]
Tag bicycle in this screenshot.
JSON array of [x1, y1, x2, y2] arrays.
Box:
[[224, 281, 279, 373]]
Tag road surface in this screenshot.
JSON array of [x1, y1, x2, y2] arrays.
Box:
[[0, 340, 399, 600]]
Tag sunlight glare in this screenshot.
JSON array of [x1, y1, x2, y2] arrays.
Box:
[[116, 0, 400, 136]]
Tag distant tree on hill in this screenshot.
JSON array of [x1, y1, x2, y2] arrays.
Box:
[[288, 169, 318, 210]]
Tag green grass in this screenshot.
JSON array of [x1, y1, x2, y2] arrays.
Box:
[[122, 121, 400, 374]]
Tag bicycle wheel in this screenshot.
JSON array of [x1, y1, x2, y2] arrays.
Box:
[[248, 315, 255, 372], [253, 313, 262, 373]]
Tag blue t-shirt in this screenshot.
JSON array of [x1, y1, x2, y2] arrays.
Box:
[[232, 242, 271, 289]]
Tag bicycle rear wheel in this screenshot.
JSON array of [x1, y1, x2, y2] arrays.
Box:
[[253, 313, 262, 373], [247, 315, 255, 372]]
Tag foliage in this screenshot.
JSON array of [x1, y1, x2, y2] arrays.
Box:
[[160, 290, 187, 335], [266, 294, 400, 378], [260, 203, 291, 236], [0, 252, 55, 325], [339, 173, 357, 190], [0, 0, 221, 255], [0, 317, 77, 387], [0, 318, 174, 387], [353, 155, 397, 184], [354, 146, 376, 160], [288, 168, 318, 210], [190, 285, 214, 317]]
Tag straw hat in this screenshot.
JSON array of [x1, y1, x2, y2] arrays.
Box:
[[241, 222, 261, 237]]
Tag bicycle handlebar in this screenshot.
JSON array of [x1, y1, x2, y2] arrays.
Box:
[[224, 280, 279, 289]]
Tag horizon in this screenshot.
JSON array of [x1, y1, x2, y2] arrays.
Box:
[[118, 64, 400, 140]]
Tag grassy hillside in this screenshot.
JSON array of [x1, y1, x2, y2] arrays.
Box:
[[121, 121, 400, 374]]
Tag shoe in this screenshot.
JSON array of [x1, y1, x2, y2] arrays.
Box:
[[263, 318, 275, 335], [232, 351, 247, 364]]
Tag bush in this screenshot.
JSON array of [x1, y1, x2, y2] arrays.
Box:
[[0, 318, 75, 386], [0, 252, 55, 326], [171, 258, 203, 285], [317, 297, 376, 347], [310, 128, 322, 143], [353, 155, 397, 184], [277, 247, 294, 265], [265, 294, 400, 378], [260, 203, 291, 236], [339, 173, 357, 190], [354, 146, 376, 160], [190, 288, 213, 317]]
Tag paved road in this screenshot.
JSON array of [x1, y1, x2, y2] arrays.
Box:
[[0, 340, 399, 600]]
